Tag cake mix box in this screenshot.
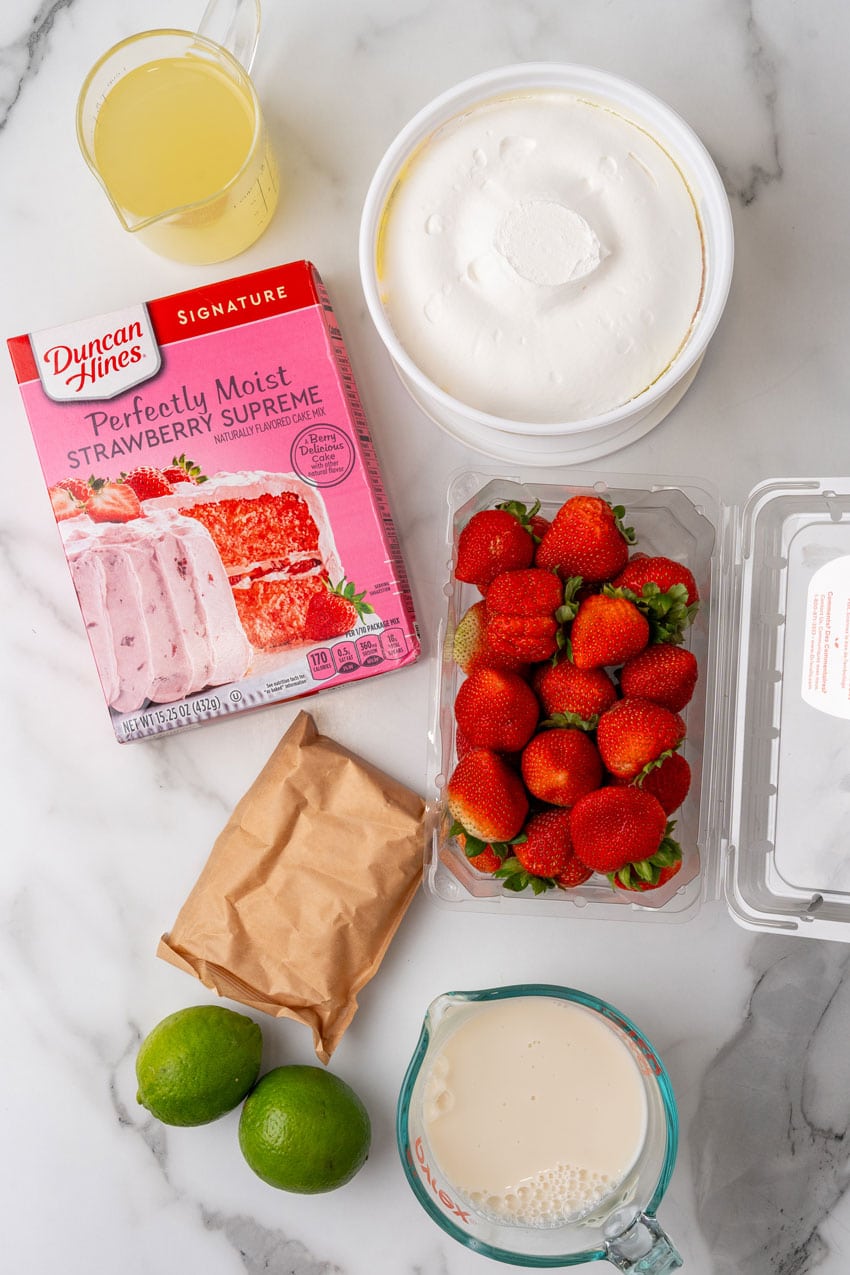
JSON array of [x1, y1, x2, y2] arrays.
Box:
[[8, 261, 420, 742]]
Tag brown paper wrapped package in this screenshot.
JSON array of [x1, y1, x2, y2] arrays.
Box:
[[158, 711, 425, 1063]]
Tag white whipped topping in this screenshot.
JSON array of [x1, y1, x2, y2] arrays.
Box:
[[378, 90, 705, 423]]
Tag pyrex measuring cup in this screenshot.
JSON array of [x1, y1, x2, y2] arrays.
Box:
[[398, 985, 682, 1271], [76, 0, 279, 264]]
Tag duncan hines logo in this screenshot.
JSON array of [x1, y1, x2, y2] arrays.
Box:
[[31, 303, 161, 403]]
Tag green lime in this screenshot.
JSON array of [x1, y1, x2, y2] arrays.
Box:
[[136, 1005, 263, 1126], [238, 1065, 371, 1193]]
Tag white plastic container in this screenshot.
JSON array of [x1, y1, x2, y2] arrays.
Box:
[[427, 469, 850, 942], [359, 64, 734, 465]]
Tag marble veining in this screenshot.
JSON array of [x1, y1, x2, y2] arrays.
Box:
[[3, 2, 850, 1273]]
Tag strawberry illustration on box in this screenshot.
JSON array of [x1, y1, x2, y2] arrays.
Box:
[[8, 261, 419, 740]]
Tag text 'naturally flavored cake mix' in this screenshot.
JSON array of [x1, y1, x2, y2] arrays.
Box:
[[9, 261, 419, 741]]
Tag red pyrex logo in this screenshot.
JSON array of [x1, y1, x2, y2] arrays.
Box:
[[410, 1137, 472, 1224], [31, 303, 161, 403]]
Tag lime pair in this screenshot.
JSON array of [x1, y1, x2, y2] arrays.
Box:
[[135, 1005, 370, 1194]]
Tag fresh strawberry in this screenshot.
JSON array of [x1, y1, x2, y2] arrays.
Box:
[[569, 786, 680, 886], [454, 667, 539, 752], [466, 843, 504, 874], [85, 480, 143, 523], [455, 505, 537, 590], [496, 809, 574, 894], [614, 752, 692, 815], [520, 727, 603, 807], [56, 476, 91, 503], [533, 659, 618, 727], [452, 600, 529, 676], [121, 465, 174, 500], [596, 697, 686, 780], [455, 728, 474, 760], [619, 644, 698, 712], [447, 748, 529, 843], [453, 830, 506, 875], [304, 579, 374, 641], [613, 556, 699, 644], [614, 555, 699, 606], [555, 855, 594, 889], [613, 858, 683, 892], [485, 567, 565, 617], [536, 494, 635, 583], [569, 591, 650, 669], [484, 567, 572, 663], [162, 454, 206, 485], [48, 484, 83, 522]]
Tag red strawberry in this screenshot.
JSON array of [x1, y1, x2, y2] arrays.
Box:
[[467, 844, 504, 874], [596, 698, 686, 780], [619, 644, 698, 712], [486, 613, 560, 664], [615, 752, 692, 815], [569, 592, 650, 669], [454, 667, 539, 752], [447, 748, 529, 843], [485, 567, 565, 617], [613, 859, 683, 892], [454, 832, 505, 875], [520, 727, 603, 807], [86, 480, 143, 523], [533, 659, 618, 727], [304, 579, 374, 641], [162, 454, 206, 485], [56, 476, 90, 502], [455, 506, 536, 590], [569, 786, 680, 884], [452, 601, 530, 676], [121, 466, 174, 500], [556, 856, 594, 889], [536, 495, 635, 583], [48, 484, 83, 522], [614, 555, 699, 606], [484, 567, 569, 663], [496, 809, 575, 894]]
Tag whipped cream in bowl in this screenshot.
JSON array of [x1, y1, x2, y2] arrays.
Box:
[[361, 65, 733, 461]]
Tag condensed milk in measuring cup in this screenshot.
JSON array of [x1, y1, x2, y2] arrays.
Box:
[[398, 985, 682, 1270]]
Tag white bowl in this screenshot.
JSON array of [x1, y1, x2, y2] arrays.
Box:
[[359, 63, 734, 462]]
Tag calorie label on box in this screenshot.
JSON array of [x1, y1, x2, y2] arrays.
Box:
[[8, 260, 420, 741]]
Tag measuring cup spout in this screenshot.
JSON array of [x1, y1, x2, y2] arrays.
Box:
[[198, 0, 261, 72], [604, 1211, 683, 1273]]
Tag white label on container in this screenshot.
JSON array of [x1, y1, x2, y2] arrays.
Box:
[[30, 303, 161, 402], [801, 556, 850, 719]]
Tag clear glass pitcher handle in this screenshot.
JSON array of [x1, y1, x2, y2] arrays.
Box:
[[198, 0, 261, 72], [604, 1212, 682, 1273]]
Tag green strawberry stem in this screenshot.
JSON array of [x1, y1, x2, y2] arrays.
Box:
[[611, 504, 637, 545], [607, 824, 682, 890], [495, 498, 542, 536], [448, 819, 526, 861], [601, 581, 698, 645], [542, 709, 600, 732], [494, 856, 556, 895]]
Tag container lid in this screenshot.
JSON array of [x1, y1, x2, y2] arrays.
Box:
[[724, 479, 850, 939]]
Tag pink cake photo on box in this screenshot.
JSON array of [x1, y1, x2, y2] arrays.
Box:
[[9, 262, 420, 740]]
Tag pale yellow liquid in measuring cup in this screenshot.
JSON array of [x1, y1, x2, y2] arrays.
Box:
[[93, 56, 278, 262], [422, 998, 648, 1227]]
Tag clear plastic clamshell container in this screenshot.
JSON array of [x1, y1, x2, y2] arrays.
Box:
[[426, 469, 850, 940]]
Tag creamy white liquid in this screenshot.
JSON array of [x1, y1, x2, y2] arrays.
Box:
[[378, 90, 705, 422], [422, 996, 648, 1227]]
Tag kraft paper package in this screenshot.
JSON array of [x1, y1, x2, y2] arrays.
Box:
[[158, 711, 425, 1062]]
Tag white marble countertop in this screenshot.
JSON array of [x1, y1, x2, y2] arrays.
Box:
[[3, 2, 850, 1273]]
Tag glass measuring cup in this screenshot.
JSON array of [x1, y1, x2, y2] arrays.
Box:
[[398, 985, 682, 1271], [76, 0, 279, 264]]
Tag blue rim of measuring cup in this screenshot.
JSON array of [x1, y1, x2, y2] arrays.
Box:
[[395, 983, 679, 1268]]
